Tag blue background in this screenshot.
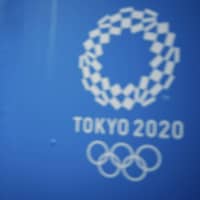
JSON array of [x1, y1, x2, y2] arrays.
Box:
[[0, 0, 200, 199]]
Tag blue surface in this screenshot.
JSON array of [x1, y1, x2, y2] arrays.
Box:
[[0, 0, 200, 199]]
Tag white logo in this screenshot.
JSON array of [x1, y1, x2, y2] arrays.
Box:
[[79, 7, 180, 110], [87, 140, 162, 182], [74, 6, 184, 183]]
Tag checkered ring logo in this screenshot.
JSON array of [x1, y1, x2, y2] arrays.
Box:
[[79, 7, 180, 110]]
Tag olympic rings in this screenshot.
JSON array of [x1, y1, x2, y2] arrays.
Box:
[[86, 140, 162, 182]]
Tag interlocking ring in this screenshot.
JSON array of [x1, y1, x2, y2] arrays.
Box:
[[110, 142, 134, 169], [79, 7, 180, 110], [87, 140, 109, 166], [86, 140, 162, 182], [122, 154, 148, 182], [136, 144, 162, 172], [97, 152, 121, 178]]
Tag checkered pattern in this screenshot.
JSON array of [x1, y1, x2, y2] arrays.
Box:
[[79, 7, 180, 110]]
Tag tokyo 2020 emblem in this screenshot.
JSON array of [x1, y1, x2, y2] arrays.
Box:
[[75, 7, 182, 183]]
